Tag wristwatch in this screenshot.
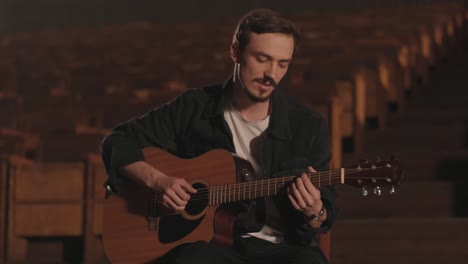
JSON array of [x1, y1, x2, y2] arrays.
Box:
[[309, 204, 325, 221]]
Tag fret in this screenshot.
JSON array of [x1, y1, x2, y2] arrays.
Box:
[[274, 178, 277, 195], [273, 179, 276, 195], [242, 183, 245, 200], [267, 180, 270, 196], [243, 182, 246, 200], [210, 186, 216, 205], [242, 182, 244, 201], [240, 182, 243, 200], [318, 171, 321, 187], [232, 184, 235, 202], [329, 169, 331, 185], [244, 182, 246, 200], [341, 168, 345, 184], [219, 185, 222, 204], [261, 180, 263, 197], [254, 180, 257, 198], [246, 182, 249, 199], [223, 184, 226, 203], [219, 185, 226, 204], [213, 186, 216, 205], [218, 185, 221, 204], [208, 187, 213, 205]]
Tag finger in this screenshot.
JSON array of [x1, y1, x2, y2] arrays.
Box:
[[180, 180, 197, 194], [291, 182, 307, 209], [173, 184, 191, 201], [161, 200, 180, 211], [296, 176, 315, 206], [287, 186, 302, 210], [287, 192, 301, 210], [165, 188, 189, 206], [301, 174, 321, 201], [162, 194, 186, 211], [307, 166, 316, 173]]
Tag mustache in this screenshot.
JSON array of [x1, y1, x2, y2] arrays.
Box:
[[254, 77, 278, 88]]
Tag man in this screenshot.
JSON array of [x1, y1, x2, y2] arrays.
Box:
[[102, 8, 336, 264]]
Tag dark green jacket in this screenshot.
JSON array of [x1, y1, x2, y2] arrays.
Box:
[[101, 77, 337, 246]]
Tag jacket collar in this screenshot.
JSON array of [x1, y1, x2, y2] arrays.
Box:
[[203, 76, 291, 140], [201, 77, 232, 119]]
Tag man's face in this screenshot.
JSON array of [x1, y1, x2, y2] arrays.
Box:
[[233, 33, 294, 102]]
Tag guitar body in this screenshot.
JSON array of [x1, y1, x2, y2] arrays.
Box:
[[102, 148, 253, 264]]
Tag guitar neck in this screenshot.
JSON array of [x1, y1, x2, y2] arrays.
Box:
[[207, 168, 345, 205]]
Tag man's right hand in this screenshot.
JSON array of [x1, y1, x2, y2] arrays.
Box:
[[155, 175, 197, 211], [119, 161, 197, 212]]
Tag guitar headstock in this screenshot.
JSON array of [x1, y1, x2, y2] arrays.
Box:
[[344, 156, 404, 196]]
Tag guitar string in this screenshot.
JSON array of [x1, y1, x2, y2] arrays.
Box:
[[189, 166, 391, 196], [174, 166, 396, 202], [191, 166, 392, 193]]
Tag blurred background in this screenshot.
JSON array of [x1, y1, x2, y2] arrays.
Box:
[[1, 0, 467, 263]]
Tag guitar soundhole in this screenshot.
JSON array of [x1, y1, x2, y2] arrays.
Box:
[[185, 182, 208, 216]]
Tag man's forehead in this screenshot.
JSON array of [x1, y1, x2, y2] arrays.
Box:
[[246, 33, 294, 60]]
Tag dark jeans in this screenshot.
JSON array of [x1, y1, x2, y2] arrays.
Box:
[[155, 237, 328, 264]]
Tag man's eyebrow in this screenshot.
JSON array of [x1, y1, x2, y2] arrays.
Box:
[[254, 51, 292, 63]]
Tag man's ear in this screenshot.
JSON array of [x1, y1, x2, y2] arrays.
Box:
[[230, 43, 241, 64]]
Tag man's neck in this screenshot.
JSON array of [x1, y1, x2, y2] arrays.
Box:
[[231, 84, 271, 122]]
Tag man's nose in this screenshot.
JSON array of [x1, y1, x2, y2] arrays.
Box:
[[264, 62, 278, 82]]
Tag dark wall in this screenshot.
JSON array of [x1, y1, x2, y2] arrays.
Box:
[[0, 0, 460, 33]]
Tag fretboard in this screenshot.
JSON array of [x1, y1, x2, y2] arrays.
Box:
[[208, 168, 345, 205]]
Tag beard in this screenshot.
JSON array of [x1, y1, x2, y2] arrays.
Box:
[[243, 86, 271, 102], [242, 77, 278, 103]]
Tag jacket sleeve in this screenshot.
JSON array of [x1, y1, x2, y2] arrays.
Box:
[[283, 114, 337, 246], [306, 114, 336, 233], [101, 90, 193, 192]]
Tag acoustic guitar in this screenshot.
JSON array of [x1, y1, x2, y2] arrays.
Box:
[[102, 147, 404, 263]]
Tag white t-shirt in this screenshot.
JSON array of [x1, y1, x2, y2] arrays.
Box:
[[224, 103, 286, 243]]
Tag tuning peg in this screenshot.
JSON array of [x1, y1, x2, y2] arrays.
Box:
[[373, 186, 382, 196], [375, 156, 382, 162], [361, 187, 368, 196], [389, 185, 396, 194], [390, 154, 397, 161]]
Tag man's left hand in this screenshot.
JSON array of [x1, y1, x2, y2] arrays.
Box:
[[287, 166, 326, 227]]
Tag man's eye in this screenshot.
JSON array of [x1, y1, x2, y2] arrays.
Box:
[[279, 64, 288, 68], [257, 57, 267, 63]]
